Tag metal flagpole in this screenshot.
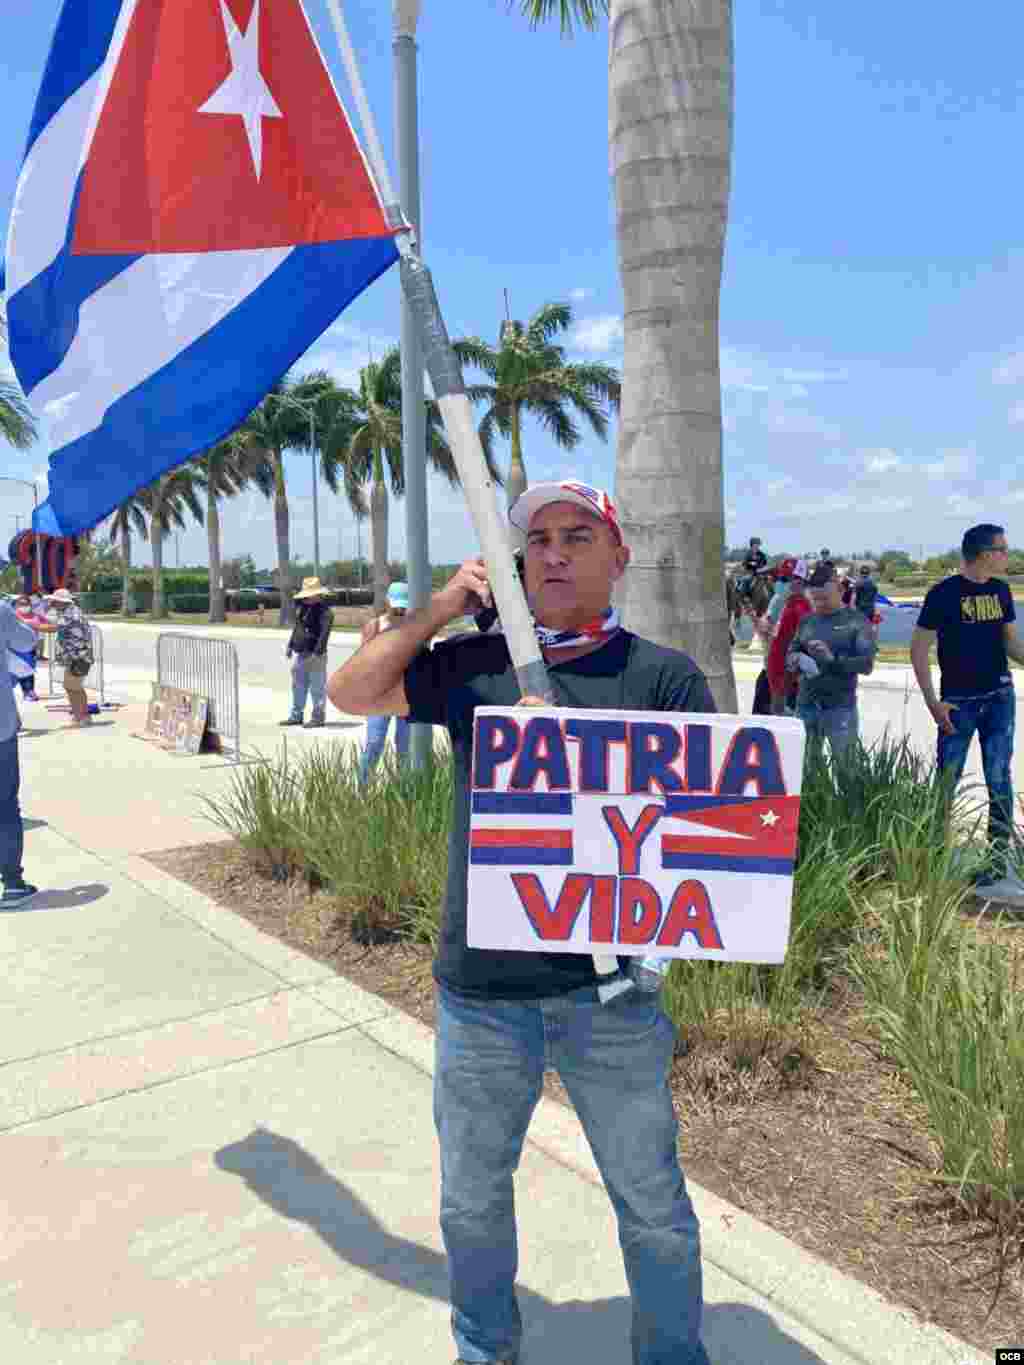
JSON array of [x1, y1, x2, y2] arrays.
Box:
[[394, 1, 430, 769], [322, 0, 627, 999]]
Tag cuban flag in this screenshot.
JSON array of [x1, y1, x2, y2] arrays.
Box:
[[660, 794, 800, 877], [4, 0, 398, 536], [469, 793, 576, 867]]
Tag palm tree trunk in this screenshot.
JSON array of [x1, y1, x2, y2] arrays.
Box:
[[371, 447, 388, 611], [121, 525, 135, 617], [207, 486, 224, 624], [151, 521, 165, 619], [273, 449, 293, 626], [610, 0, 737, 710], [506, 402, 528, 520]]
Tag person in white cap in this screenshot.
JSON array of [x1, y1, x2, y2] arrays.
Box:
[[281, 578, 333, 728], [42, 588, 93, 726], [358, 581, 411, 785], [328, 480, 716, 1365]]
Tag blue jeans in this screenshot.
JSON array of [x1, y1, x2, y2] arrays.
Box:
[[435, 983, 709, 1365], [289, 654, 326, 720], [936, 685, 1015, 872], [359, 713, 410, 785], [0, 735, 24, 884], [796, 701, 858, 757]]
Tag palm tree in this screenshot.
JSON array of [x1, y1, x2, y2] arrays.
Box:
[[139, 468, 205, 619], [454, 302, 621, 527], [191, 436, 264, 624], [0, 312, 37, 450], [515, 0, 737, 709], [109, 496, 149, 616], [234, 379, 318, 626], [322, 348, 468, 610]]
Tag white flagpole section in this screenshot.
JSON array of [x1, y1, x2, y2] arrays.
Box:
[[320, 0, 627, 999]]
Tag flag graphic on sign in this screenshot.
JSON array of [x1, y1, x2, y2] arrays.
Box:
[[660, 794, 800, 876], [4, 0, 398, 537], [469, 793, 575, 866]]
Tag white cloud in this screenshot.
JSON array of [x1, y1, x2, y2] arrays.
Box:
[[779, 368, 849, 384], [862, 448, 901, 474], [764, 475, 795, 497], [569, 287, 593, 302], [946, 493, 985, 518], [921, 449, 972, 478], [993, 352, 1024, 385], [568, 314, 624, 354], [763, 408, 841, 441], [1009, 402, 1024, 426], [720, 349, 770, 393]]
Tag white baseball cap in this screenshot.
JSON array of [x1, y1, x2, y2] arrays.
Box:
[[508, 480, 623, 543]]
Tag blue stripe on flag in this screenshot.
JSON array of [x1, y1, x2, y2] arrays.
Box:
[[664, 795, 762, 815], [9, 175, 139, 395], [26, 0, 123, 156], [470, 847, 575, 867], [472, 793, 573, 815], [662, 852, 793, 876], [34, 234, 398, 535]]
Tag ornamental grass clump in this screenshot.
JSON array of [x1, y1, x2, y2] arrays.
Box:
[[198, 741, 304, 881], [849, 893, 1024, 1281], [200, 742, 452, 944]]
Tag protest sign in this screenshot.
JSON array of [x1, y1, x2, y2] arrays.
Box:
[[138, 683, 210, 756], [467, 707, 805, 963]]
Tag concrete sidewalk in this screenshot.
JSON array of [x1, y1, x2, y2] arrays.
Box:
[[0, 692, 989, 1363]]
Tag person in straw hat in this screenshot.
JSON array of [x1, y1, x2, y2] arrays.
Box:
[[39, 588, 94, 727], [281, 578, 333, 729]]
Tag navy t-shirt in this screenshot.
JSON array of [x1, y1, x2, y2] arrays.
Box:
[[917, 575, 1015, 698], [404, 629, 717, 1000]]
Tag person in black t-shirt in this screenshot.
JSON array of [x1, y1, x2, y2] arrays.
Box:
[[912, 523, 1024, 896], [327, 480, 715, 1365]]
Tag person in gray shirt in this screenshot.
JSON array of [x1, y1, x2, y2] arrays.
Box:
[[786, 564, 877, 756], [0, 599, 42, 905]]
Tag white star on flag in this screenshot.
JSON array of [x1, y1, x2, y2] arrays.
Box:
[[760, 810, 780, 828], [199, 0, 283, 180]]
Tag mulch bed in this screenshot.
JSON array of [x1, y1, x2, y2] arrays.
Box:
[[145, 840, 1023, 1355]]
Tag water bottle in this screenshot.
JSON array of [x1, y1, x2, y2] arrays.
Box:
[[629, 955, 672, 993]]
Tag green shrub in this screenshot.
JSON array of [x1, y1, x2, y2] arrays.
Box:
[[199, 742, 451, 945], [849, 893, 1024, 1232], [168, 594, 211, 614]]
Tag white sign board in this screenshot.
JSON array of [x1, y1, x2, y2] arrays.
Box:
[[467, 707, 805, 963]]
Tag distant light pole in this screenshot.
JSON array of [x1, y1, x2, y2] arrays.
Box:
[[278, 394, 320, 580], [0, 476, 44, 591]]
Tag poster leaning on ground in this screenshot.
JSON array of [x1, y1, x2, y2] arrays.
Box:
[[467, 708, 806, 963]]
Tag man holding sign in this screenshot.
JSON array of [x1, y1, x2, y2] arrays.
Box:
[[329, 482, 716, 1365]]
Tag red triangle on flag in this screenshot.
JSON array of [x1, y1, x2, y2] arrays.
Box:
[[73, 0, 391, 255]]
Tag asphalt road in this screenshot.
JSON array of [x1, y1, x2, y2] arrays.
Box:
[[83, 619, 1022, 805]]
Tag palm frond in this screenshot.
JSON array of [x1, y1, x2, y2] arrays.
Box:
[[525, 301, 572, 348], [453, 338, 499, 380], [532, 397, 580, 450], [0, 379, 38, 450], [511, 0, 608, 35]]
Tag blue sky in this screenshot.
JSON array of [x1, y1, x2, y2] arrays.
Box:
[[1, 0, 1023, 570]]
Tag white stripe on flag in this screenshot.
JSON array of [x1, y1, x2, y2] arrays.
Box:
[[32, 247, 291, 449], [4, 75, 100, 298]]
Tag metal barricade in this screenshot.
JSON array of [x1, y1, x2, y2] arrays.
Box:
[[44, 621, 106, 705], [156, 633, 241, 761]]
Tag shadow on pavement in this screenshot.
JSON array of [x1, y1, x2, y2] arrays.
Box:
[[0, 883, 109, 913], [215, 1127, 827, 1364]]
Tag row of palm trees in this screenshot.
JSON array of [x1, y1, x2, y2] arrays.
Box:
[[102, 302, 620, 625]]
